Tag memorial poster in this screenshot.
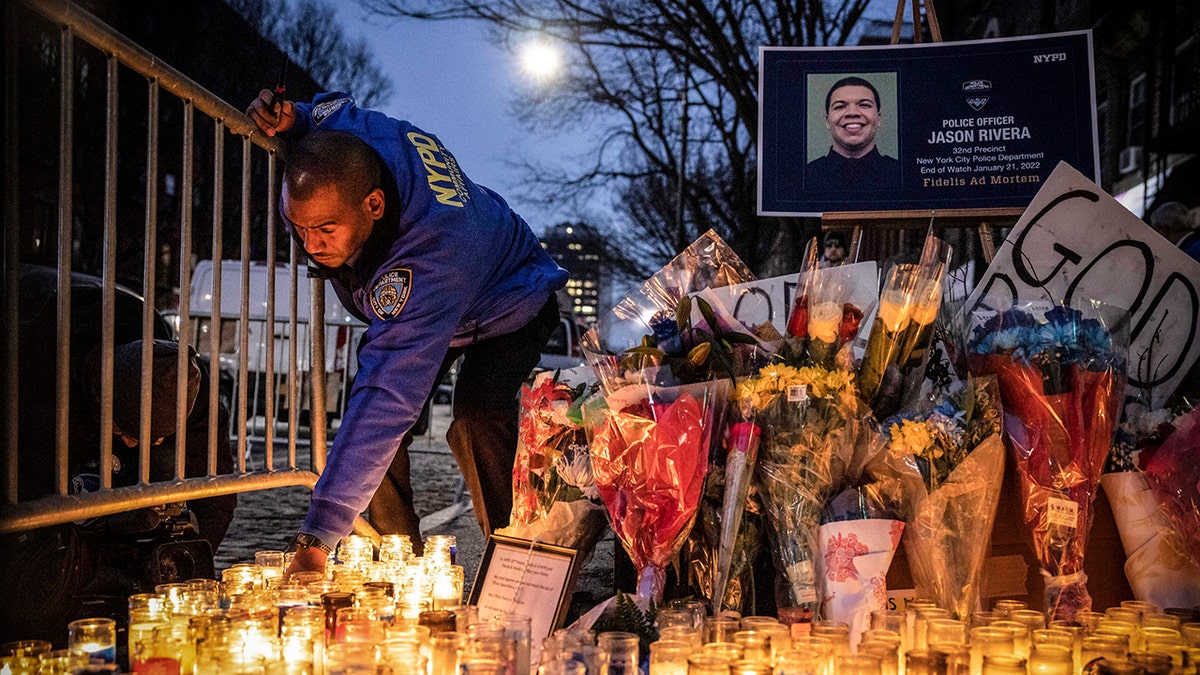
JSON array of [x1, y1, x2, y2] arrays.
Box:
[[759, 31, 1098, 216]]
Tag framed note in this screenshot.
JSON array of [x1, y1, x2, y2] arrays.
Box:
[[468, 535, 581, 643]]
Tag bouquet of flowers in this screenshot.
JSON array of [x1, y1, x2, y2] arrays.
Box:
[[748, 362, 869, 617], [966, 300, 1126, 621], [582, 231, 765, 601], [1101, 402, 1200, 608], [700, 415, 758, 610], [585, 379, 731, 600], [885, 376, 1005, 619], [1140, 405, 1200, 569], [859, 235, 953, 419], [498, 367, 609, 554], [817, 483, 905, 648], [584, 230, 766, 393], [783, 238, 873, 371]]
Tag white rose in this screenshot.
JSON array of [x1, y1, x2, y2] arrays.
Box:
[[809, 301, 841, 343]]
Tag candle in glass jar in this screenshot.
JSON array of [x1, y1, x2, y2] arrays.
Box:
[[432, 565, 464, 610], [649, 640, 690, 675], [1028, 644, 1072, 675], [68, 618, 117, 665]]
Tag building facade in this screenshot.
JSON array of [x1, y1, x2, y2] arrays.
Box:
[[540, 222, 606, 325]]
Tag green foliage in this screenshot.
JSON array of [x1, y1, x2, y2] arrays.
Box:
[[592, 591, 659, 658]]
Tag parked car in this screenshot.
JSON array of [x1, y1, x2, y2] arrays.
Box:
[[537, 316, 589, 374]]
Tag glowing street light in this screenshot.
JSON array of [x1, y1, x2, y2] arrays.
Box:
[[519, 39, 562, 83]]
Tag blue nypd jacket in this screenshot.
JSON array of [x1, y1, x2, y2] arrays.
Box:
[[284, 93, 568, 548]]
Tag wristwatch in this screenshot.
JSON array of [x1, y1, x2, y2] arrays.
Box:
[[289, 532, 333, 555]]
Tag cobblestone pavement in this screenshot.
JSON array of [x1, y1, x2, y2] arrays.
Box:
[[214, 404, 616, 620]]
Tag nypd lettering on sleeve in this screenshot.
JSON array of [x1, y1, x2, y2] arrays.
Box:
[[369, 268, 412, 320], [407, 132, 469, 208], [312, 97, 353, 125]]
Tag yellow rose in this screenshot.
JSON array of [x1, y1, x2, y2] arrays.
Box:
[[878, 289, 912, 332]]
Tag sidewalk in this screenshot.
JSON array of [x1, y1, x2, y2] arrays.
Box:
[[214, 404, 616, 618]]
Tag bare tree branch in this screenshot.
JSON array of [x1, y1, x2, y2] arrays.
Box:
[[228, 0, 394, 108], [358, 0, 868, 273]]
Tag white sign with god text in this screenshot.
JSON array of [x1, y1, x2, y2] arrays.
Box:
[[704, 261, 880, 334], [966, 161, 1200, 408]]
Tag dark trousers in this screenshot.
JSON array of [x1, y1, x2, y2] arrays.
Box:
[[367, 294, 561, 549]]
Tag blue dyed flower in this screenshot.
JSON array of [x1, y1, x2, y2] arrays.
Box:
[[1039, 316, 1081, 363], [1044, 305, 1083, 328], [933, 399, 958, 417], [928, 410, 965, 447], [991, 327, 1027, 352], [649, 314, 684, 355], [970, 329, 996, 354], [1077, 318, 1113, 359], [971, 307, 1041, 353]]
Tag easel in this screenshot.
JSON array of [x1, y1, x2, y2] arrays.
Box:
[[823, 0, 1023, 264]]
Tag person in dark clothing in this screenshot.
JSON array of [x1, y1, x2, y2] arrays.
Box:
[[246, 91, 567, 574], [805, 76, 901, 192], [821, 231, 849, 266], [4, 264, 238, 645]]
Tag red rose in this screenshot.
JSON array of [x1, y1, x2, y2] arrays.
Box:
[[788, 294, 810, 338], [839, 303, 864, 344]]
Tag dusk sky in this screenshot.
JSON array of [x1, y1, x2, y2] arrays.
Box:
[[332, 4, 603, 234], [331, 2, 903, 234]]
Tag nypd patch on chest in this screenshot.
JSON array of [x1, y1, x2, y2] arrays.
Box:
[[370, 268, 412, 320]]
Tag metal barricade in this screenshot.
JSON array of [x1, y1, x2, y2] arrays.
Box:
[[1, 0, 377, 544]]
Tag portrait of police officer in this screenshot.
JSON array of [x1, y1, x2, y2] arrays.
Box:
[[805, 75, 901, 192]]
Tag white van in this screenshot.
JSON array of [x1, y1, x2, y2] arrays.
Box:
[[180, 260, 367, 426], [537, 316, 589, 374]]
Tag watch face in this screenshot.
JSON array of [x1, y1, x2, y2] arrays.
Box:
[[294, 533, 330, 553]]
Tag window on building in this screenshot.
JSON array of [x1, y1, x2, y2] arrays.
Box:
[[1127, 73, 1147, 146]]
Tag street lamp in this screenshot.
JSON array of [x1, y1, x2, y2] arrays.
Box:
[[519, 38, 563, 84]]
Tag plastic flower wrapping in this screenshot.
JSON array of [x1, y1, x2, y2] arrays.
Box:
[[859, 235, 953, 419], [1099, 402, 1200, 608], [497, 367, 609, 555], [585, 378, 730, 601], [782, 238, 876, 372], [581, 230, 769, 601], [884, 376, 1005, 620], [582, 230, 769, 394], [748, 361, 873, 617], [1139, 406, 1200, 571], [966, 299, 1127, 621], [696, 419, 765, 614]]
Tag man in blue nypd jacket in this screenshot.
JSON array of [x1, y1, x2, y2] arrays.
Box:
[[247, 90, 568, 574]]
